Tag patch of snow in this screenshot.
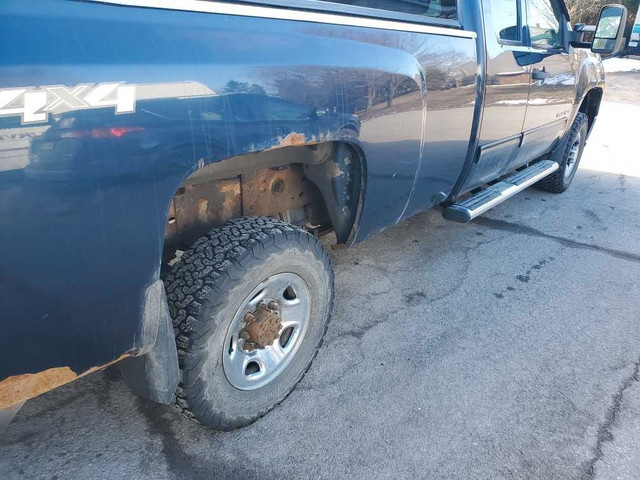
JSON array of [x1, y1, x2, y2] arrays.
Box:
[[603, 57, 640, 73], [496, 99, 526, 106], [496, 98, 550, 106]]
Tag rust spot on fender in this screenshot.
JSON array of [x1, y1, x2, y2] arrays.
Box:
[[197, 198, 209, 222], [241, 164, 311, 216], [165, 178, 241, 247], [79, 354, 129, 377], [278, 132, 306, 147], [0, 367, 76, 410], [0, 354, 129, 410]]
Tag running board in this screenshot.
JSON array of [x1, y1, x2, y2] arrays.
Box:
[[443, 160, 559, 223]]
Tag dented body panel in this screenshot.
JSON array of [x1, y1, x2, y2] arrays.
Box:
[[0, 0, 603, 405]]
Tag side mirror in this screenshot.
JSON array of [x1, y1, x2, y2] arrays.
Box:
[[498, 25, 519, 42], [591, 4, 628, 55]]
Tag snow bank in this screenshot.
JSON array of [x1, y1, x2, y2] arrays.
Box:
[[603, 57, 640, 73]]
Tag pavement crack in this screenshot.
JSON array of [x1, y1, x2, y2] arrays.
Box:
[[581, 356, 640, 480], [474, 217, 640, 264], [341, 311, 391, 341]]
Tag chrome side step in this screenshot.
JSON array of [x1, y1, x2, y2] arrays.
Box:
[[443, 160, 559, 223]]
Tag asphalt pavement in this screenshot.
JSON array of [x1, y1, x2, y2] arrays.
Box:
[[1, 67, 639, 480]]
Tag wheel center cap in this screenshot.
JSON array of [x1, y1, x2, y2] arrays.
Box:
[[239, 301, 282, 351]]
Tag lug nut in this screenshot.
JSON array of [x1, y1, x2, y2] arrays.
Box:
[[268, 301, 279, 311]]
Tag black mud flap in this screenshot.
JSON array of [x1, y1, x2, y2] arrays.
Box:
[[120, 280, 179, 404]]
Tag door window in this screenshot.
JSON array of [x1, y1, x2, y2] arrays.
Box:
[[527, 0, 563, 48], [326, 0, 457, 20], [488, 0, 520, 43]]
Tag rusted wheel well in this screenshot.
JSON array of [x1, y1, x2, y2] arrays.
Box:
[[162, 141, 364, 261], [579, 87, 603, 134]]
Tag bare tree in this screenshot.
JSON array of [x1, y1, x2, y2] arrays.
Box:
[[566, 0, 638, 36], [565, 0, 608, 25]]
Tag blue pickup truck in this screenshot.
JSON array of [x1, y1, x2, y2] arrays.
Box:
[[0, 0, 628, 429]]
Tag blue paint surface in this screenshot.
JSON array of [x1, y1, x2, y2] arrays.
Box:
[[0, 0, 479, 377]]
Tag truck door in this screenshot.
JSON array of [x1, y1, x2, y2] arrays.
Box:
[[461, 0, 531, 192], [519, 0, 574, 162]]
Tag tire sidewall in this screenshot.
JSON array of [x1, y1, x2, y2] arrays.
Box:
[[182, 236, 332, 421], [561, 118, 588, 190]]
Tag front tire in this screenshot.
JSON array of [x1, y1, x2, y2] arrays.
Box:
[[536, 112, 588, 193], [164, 217, 333, 430]]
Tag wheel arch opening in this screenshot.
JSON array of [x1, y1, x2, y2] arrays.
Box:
[[161, 141, 365, 263], [579, 87, 603, 135]]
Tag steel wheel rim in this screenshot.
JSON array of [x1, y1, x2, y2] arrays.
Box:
[[564, 132, 581, 180], [223, 273, 311, 390]]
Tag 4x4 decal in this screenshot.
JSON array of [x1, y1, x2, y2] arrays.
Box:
[[0, 83, 136, 125]]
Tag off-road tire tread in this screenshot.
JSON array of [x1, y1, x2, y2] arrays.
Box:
[[536, 112, 588, 193], [163, 216, 333, 430]]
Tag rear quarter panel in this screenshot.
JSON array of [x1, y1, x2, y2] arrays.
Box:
[[0, 0, 476, 385]]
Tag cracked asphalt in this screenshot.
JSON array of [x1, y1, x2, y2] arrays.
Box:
[[2, 70, 640, 480]]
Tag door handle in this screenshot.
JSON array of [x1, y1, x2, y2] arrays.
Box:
[[532, 67, 549, 81]]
